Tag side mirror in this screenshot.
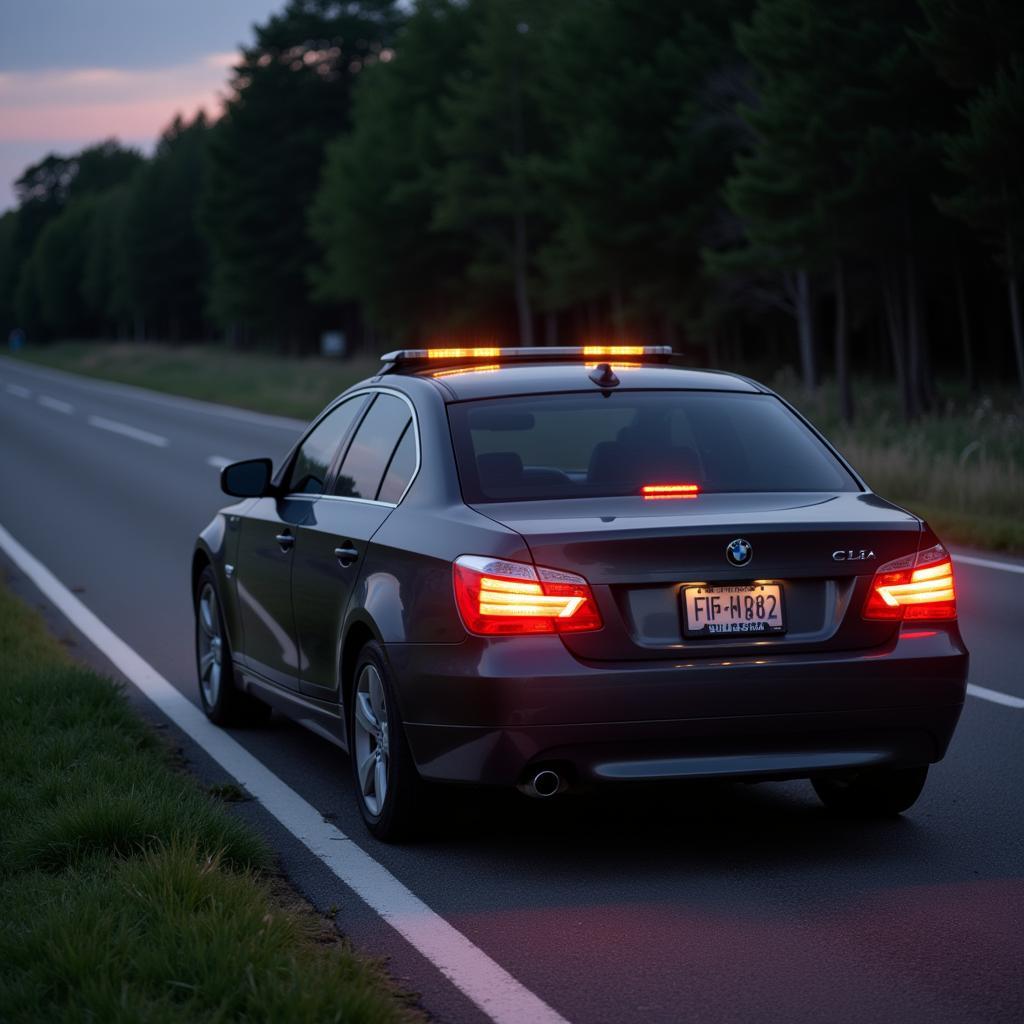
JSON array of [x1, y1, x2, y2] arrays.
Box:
[[221, 458, 273, 498]]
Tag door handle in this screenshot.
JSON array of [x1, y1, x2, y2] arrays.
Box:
[[334, 544, 358, 567], [275, 531, 295, 551]]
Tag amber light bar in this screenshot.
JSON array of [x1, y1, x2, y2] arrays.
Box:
[[641, 483, 701, 500], [582, 345, 646, 356], [381, 345, 673, 368], [426, 347, 501, 359]]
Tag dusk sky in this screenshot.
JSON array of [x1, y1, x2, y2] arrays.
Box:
[[0, 0, 281, 210]]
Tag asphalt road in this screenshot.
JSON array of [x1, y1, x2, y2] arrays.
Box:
[[2, 355, 1022, 1024]]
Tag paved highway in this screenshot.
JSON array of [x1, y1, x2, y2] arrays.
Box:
[[1, 355, 1022, 1024]]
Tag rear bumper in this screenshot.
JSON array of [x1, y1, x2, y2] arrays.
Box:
[[386, 628, 968, 786]]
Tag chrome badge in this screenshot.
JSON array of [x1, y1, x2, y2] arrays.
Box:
[[726, 538, 753, 567], [832, 549, 876, 561]]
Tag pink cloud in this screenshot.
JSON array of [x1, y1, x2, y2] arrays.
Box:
[[0, 55, 235, 142]]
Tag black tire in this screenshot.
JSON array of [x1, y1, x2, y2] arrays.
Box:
[[348, 641, 423, 841], [195, 566, 270, 726], [812, 764, 929, 817]]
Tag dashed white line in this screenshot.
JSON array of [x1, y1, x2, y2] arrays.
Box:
[[967, 684, 1024, 709], [38, 395, 74, 414], [87, 415, 168, 448], [0, 521, 571, 1024], [5, 383, 31, 398], [1, 356, 305, 432], [953, 553, 1024, 576], [206, 455, 236, 470]]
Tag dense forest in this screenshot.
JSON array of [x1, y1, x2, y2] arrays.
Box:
[[1, 0, 1023, 421]]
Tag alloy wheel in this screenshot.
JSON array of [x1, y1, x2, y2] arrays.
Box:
[[353, 663, 390, 816], [197, 582, 224, 709]]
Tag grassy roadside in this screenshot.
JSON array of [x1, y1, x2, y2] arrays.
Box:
[[12, 340, 379, 420], [771, 372, 1024, 555], [10, 341, 1023, 553], [0, 582, 421, 1024]]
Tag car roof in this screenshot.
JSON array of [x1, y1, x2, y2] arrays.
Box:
[[401, 361, 763, 401]]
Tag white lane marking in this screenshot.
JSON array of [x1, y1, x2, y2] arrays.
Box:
[[38, 395, 74, 414], [5, 383, 31, 398], [206, 455, 235, 470], [967, 684, 1024, 709], [0, 521, 571, 1024], [953, 553, 1024, 576], [87, 415, 169, 448], [0, 356, 305, 432]]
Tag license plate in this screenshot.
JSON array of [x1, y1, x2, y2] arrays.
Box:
[[682, 583, 785, 637]]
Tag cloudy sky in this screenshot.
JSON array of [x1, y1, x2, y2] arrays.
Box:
[[0, 0, 281, 210]]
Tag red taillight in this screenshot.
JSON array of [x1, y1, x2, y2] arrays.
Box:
[[453, 555, 603, 636], [863, 544, 957, 622]]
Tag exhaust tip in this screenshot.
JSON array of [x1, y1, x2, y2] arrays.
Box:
[[531, 769, 561, 798]]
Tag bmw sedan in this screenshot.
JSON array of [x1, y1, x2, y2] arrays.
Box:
[[192, 346, 968, 840]]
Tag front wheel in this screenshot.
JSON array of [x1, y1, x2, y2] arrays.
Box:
[[195, 566, 269, 726], [349, 641, 423, 841], [812, 764, 929, 817]]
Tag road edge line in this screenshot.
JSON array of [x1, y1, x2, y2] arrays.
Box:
[[966, 684, 1024, 709], [0, 520, 571, 1024], [952, 553, 1024, 575]]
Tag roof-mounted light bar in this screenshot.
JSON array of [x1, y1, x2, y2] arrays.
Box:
[[380, 345, 673, 370]]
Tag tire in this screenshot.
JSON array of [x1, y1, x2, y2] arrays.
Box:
[[812, 764, 929, 817], [195, 566, 270, 726], [348, 640, 423, 841]]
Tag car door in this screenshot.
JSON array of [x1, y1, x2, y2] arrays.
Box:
[[294, 390, 418, 700], [233, 395, 368, 691]]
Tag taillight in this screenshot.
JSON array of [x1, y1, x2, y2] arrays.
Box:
[[453, 555, 603, 636], [863, 544, 957, 622]]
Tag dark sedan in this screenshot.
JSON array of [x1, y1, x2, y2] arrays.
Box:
[[192, 346, 968, 840]]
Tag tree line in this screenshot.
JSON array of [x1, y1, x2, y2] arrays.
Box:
[[1, 0, 1022, 419]]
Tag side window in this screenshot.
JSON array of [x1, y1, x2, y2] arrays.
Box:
[[335, 394, 411, 500], [285, 397, 366, 495], [376, 422, 417, 503]]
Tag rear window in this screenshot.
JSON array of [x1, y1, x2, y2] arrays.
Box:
[[448, 391, 858, 503]]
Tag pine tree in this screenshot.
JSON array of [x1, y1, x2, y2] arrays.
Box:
[[940, 59, 1024, 393], [919, 0, 1024, 394], [534, 0, 750, 348], [123, 115, 211, 341], [719, 0, 950, 420], [82, 184, 133, 337], [309, 0, 477, 342], [433, 0, 554, 345], [202, 0, 401, 349]]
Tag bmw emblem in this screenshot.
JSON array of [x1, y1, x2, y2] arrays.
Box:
[[726, 538, 753, 567]]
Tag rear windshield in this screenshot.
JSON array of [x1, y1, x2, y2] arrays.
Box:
[[448, 391, 858, 503]]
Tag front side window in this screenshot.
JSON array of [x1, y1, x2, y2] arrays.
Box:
[[285, 396, 366, 495], [448, 391, 858, 503], [335, 394, 412, 500]]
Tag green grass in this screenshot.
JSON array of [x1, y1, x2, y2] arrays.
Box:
[[10, 341, 1024, 552], [0, 583, 421, 1024], [14, 340, 379, 420], [769, 369, 1024, 554]]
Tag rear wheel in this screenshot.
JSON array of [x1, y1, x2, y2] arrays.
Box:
[[812, 764, 929, 817], [349, 641, 423, 841], [195, 566, 269, 726]]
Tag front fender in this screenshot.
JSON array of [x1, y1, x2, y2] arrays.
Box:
[[192, 507, 246, 653]]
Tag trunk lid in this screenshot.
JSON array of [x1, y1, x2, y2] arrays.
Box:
[[472, 491, 921, 660]]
